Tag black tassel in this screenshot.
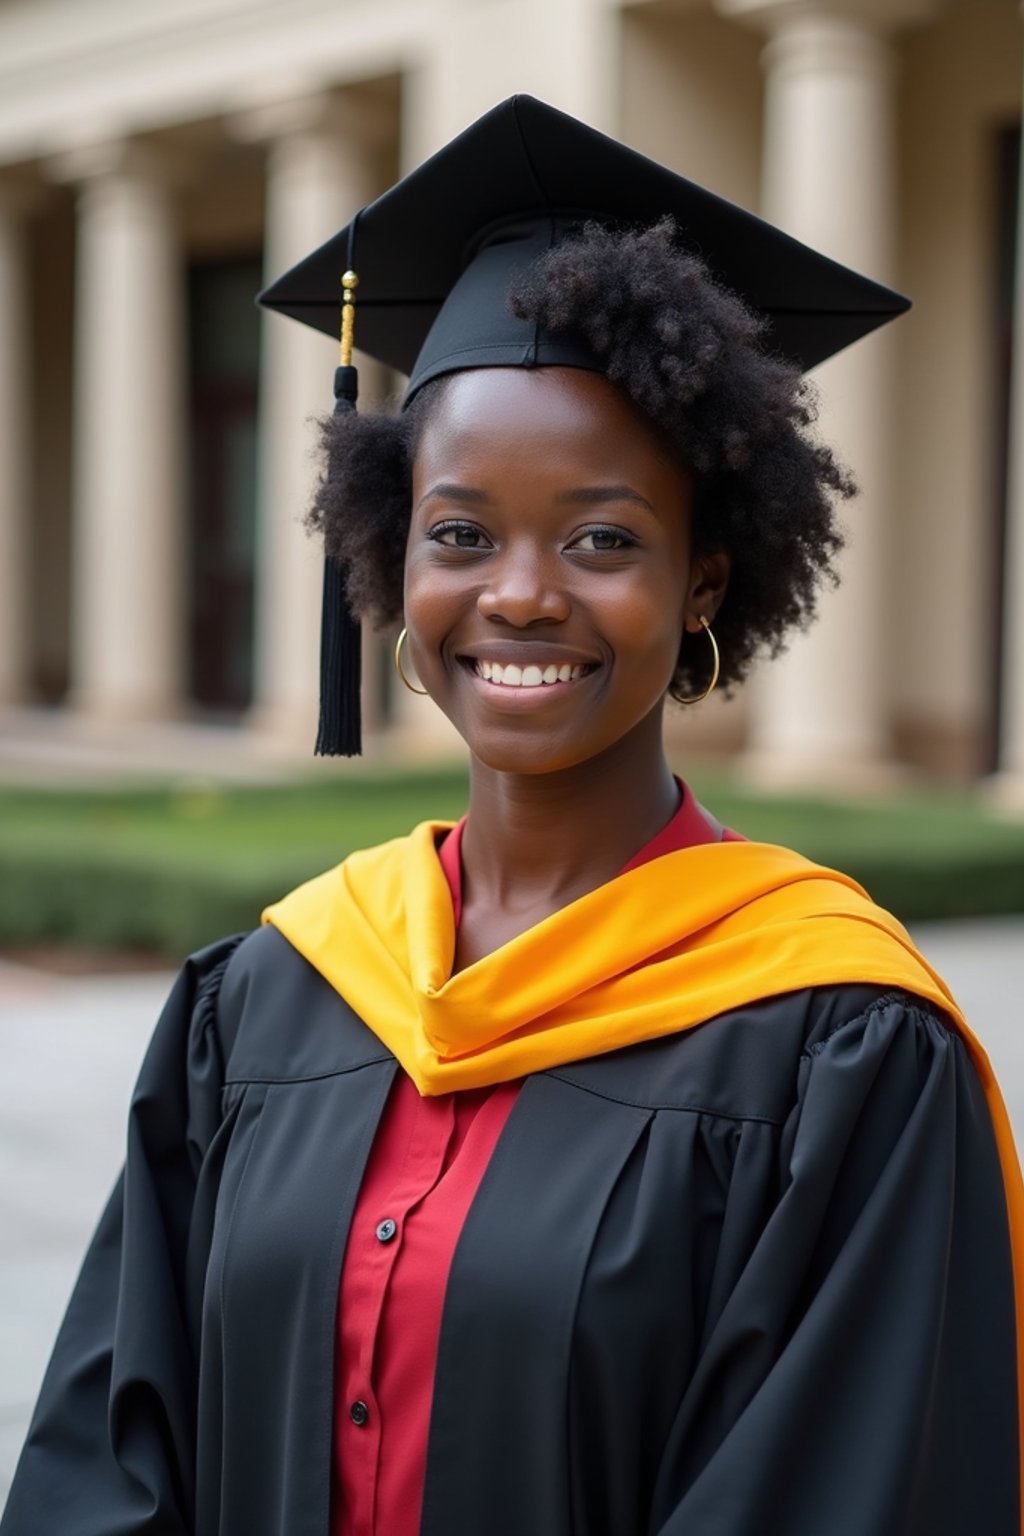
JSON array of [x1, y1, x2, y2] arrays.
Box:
[[314, 361, 362, 756]]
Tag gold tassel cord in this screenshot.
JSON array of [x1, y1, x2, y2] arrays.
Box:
[[340, 270, 359, 366]]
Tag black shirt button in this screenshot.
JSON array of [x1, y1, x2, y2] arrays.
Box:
[[375, 1218, 398, 1243], [350, 1400, 369, 1427]]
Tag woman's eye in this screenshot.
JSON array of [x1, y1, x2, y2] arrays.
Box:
[[571, 526, 636, 552], [429, 522, 490, 549]]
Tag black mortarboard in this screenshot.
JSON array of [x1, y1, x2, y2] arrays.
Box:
[[258, 94, 910, 754]]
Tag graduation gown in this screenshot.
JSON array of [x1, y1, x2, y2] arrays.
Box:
[[2, 922, 1017, 1536]]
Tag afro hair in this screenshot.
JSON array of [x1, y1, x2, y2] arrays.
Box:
[[306, 217, 854, 701]]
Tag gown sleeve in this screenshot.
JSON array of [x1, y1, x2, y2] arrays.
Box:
[[650, 991, 1019, 1536], [0, 935, 246, 1536]]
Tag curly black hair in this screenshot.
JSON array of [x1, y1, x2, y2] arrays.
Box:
[[306, 217, 854, 699]]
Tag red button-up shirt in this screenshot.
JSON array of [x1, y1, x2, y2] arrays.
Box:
[[333, 783, 739, 1536]]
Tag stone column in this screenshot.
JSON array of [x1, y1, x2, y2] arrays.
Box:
[[998, 14, 1024, 782], [717, 0, 929, 778], [0, 181, 39, 706], [51, 142, 187, 720], [404, 0, 619, 158], [234, 92, 387, 745]]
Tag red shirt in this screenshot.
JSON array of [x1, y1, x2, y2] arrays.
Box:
[[332, 783, 739, 1536]]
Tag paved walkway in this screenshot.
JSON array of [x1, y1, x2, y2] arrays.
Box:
[[1, 918, 1022, 1509], [0, 966, 170, 1510], [0, 707, 459, 786], [0, 708, 311, 785]]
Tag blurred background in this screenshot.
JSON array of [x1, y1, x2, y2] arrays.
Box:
[[1, 0, 1023, 945], [0, 0, 1021, 784], [3, 0, 1024, 1507]]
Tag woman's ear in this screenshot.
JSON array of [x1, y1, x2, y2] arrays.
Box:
[[684, 550, 731, 632]]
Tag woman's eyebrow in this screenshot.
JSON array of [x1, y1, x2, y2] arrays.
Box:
[[415, 483, 493, 510], [555, 486, 655, 512], [415, 483, 655, 513]]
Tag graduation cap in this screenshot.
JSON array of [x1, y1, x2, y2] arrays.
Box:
[[258, 94, 910, 755]]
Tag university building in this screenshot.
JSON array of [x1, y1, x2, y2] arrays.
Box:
[[0, 0, 1021, 783]]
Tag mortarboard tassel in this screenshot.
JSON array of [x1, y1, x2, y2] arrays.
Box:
[[315, 268, 362, 756]]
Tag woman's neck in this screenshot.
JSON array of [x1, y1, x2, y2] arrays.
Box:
[[459, 720, 680, 917]]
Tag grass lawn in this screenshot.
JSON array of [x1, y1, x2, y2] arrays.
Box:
[[1, 765, 1023, 957]]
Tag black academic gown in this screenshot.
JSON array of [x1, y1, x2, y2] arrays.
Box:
[[2, 924, 1018, 1536]]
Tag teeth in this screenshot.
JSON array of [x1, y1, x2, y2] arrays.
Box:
[[476, 660, 589, 687]]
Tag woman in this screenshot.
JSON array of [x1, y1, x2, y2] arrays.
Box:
[[4, 96, 1021, 1536]]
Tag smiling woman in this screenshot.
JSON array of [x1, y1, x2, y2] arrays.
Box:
[[4, 96, 1022, 1536], [402, 368, 714, 789], [310, 216, 852, 707]]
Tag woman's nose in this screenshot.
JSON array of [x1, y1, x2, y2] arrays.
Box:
[[476, 549, 572, 626]]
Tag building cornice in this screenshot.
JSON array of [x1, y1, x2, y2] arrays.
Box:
[[0, 0, 431, 169]]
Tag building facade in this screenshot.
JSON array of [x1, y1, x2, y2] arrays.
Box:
[[0, 0, 1021, 782]]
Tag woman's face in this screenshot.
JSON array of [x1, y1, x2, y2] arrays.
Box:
[[404, 366, 722, 776]]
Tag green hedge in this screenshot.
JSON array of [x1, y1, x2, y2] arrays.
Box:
[[0, 771, 472, 956], [1, 770, 1023, 957], [0, 847, 276, 957]]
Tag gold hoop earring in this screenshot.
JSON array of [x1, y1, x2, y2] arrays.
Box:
[[678, 615, 720, 705], [394, 626, 428, 695]]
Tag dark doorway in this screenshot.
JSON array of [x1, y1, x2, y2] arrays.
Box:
[[187, 257, 262, 711], [992, 124, 1020, 771]]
